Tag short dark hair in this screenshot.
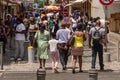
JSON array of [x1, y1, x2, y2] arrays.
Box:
[[0, 19, 3, 22], [77, 23, 83, 30], [39, 24, 45, 30], [0, 19, 3, 25], [51, 33, 56, 38], [16, 18, 22, 23]]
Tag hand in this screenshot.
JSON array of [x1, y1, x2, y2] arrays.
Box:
[[64, 45, 68, 50], [69, 47, 72, 50], [89, 44, 91, 48], [104, 46, 107, 52]]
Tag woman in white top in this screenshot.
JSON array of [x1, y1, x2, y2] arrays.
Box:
[[71, 16, 77, 32]]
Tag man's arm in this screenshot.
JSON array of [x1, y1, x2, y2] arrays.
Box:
[[88, 28, 92, 48], [88, 34, 92, 48], [15, 30, 26, 34], [102, 35, 107, 52]]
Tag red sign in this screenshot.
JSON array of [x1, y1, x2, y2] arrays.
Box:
[[99, 0, 114, 6]]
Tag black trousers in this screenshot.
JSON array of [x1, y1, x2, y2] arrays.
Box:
[[58, 43, 69, 67], [0, 38, 7, 54], [91, 44, 104, 69]]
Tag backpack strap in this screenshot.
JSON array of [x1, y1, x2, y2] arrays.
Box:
[[94, 27, 101, 31]]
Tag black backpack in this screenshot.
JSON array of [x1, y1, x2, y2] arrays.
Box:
[[92, 27, 101, 45]]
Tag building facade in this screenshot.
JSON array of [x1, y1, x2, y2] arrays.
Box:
[[91, 0, 120, 19], [0, 0, 21, 19]]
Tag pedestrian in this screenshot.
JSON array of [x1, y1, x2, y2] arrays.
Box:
[[29, 18, 38, 45], [49, 16, 54, 36], [0, 19, 9, 55], [13, 18, 26, 61], [33, 24, 50, 69], [48, 33, 59, 73], [71, 16, 77, 32], [56, 22, 70, 71], [5, 14, 14, 49], [70, 23, 86, 73], [88, 19, 107, 70]]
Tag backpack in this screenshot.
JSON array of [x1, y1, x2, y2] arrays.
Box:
[[92, 27, 101, 45]]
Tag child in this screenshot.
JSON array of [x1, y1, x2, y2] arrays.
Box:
[[48, 33, 59, 73]]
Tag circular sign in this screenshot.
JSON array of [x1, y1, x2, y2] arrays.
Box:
[[99, 0, 114, 6]]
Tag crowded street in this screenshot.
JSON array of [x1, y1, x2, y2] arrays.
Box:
[[0, 0, 120, 80]]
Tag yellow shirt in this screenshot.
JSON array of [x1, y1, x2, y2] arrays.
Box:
[[73, 36, 84, 47], [41, 14, 45, 18]]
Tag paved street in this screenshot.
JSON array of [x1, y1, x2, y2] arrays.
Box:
[[0, 71, 120, 80], [1, 0, 120, 79], [0, 32, 120, 80]]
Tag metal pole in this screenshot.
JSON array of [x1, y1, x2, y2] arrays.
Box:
[[37, 69, 46, 80], [118, 41, 120, 62], [24, 41, 30, 61], [67, 0, 70, 15], [28, 46, 34, 63], [89, 69, 98, 80], [105, 6, 108, 47], [0, 42, 3, 70]]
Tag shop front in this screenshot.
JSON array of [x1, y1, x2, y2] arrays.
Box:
[[67, 0, 120, 33], [65, 0, 91, 20], [0, 0, 21, 19]]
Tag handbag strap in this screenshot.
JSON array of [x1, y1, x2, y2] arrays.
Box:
[[36, 31, 39, 40]]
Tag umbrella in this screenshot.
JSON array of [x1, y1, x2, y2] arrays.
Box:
[[44, 6, 60, 10]]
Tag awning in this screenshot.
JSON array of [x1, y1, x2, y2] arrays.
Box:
[[115, 0, 120, 1], [113, 0, 120, 4], [0, 0, 11, 5], [8, 0, 21, 5], [0, 0, 21, 5], [65, 0, 86, 7], [72, 0, 86, 4]]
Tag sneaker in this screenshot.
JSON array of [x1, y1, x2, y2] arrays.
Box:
[[100, 67, 104, 70], [54, 68, 59, 73], [72, 69, 75, 74], [17, 58, 22, 61], [79, 70, 83, 72], [62, 67, 65, 70], [39, 66, 42, 69], [10, 57, 15, 61], [91, 67, 96, 70]]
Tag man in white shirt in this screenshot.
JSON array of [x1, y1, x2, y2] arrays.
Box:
[[14, 18, 26, 61]]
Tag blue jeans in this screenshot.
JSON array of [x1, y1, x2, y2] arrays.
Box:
[[91, 44, 104, 69], [72, 27, 76, 32]]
